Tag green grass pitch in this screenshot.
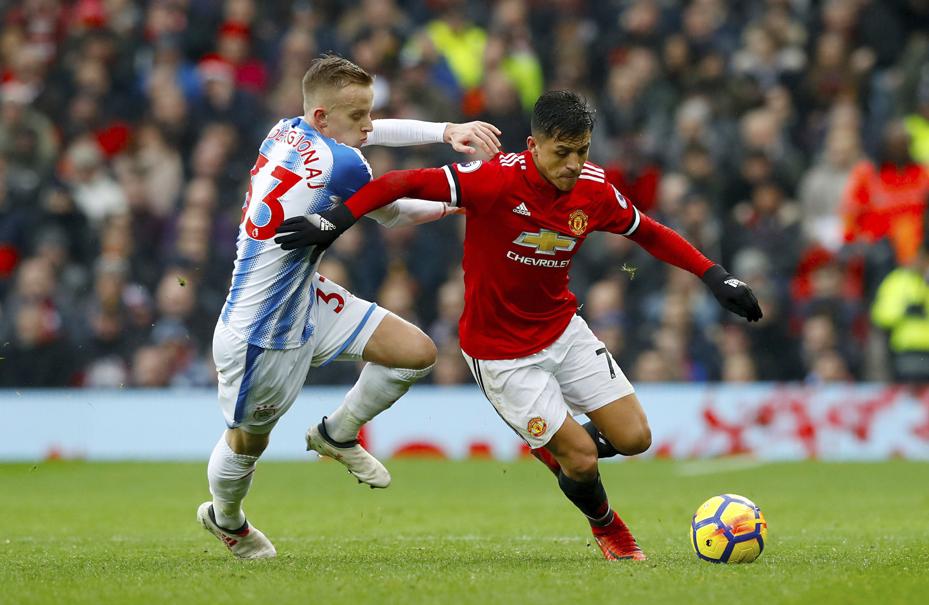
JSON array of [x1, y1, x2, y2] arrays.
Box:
[[2, 459, 928, 605]]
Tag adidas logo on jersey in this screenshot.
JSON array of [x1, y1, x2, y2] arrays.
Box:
[[513, 203, 531, 216]]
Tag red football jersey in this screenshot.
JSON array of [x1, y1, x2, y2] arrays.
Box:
[[443, 151, 641, 359]]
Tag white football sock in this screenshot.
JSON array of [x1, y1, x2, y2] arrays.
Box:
[[324, 362, 434, 442], [207, 434, 258, 530]]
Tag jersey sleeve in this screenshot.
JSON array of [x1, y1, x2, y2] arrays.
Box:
[[364, 119, 447, 147], [441, 158, 504, 212], [365, 198, 452, 227], [599, 183, 642, 237], [328, 145, 374, 200]]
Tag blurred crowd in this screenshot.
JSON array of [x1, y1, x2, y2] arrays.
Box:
[[2, 0, 929, 388]]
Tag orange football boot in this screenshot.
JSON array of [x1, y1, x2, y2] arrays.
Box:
[[591, 513, 647, 561]]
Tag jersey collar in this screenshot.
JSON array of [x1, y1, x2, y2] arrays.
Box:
[[522, 150, 563, 198], [291, 116, 319, 137]]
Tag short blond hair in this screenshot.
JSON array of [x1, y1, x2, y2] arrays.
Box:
[[302, 54, 373, 112]]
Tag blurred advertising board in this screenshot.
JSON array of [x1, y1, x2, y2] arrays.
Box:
[[2, 384, 927, 460]]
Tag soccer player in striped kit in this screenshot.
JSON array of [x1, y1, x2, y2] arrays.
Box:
[[198, 55, 502, 559]]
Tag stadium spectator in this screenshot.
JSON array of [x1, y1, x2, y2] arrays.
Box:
[[842, 120, 929, 265], [424, 1, 486, 97], [0, 304, 75, 387], [798, 125, 863, 251], [475, 70, 529, 153], [0, 82, 58, 177], [485, 0, 543, 113], [633, 349, 673, 382], [427, 272, 465, 350], [114, 121, 183, 219], [431, 340, 470, 385], [726, 179, 803, 292], [130, 344, 174, 388], [904, 79, 929, 166], [721, 351, 758, 383], [59, 137, 127, 227], [871, 242, 929, 382]]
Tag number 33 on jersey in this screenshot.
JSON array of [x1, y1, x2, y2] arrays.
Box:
[[222, 117, 373, 350], [239, 117, 372, 241]]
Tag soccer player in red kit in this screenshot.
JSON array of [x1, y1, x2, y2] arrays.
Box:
[[275, 91, 763, 561]]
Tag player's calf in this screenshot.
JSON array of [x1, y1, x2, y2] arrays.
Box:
[[323, 362, 435, 443]]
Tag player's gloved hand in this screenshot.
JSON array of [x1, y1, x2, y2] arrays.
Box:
[[274, 204, 357, 251], [701, 264, 763, 322]]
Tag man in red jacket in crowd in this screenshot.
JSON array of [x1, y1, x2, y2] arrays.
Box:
[[275, 91, 763, 561]]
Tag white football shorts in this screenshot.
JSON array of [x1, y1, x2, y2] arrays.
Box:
[[461, 314, 634, 448], [213, 273, 388, 434]]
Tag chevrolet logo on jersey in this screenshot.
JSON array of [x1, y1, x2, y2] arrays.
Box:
[[513, 229, 576, 255]]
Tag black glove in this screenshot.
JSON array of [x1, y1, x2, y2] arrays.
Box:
[[701, 264, 763, 322], [273, 204, 357, 251]]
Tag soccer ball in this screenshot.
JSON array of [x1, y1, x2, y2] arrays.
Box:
[[691, 494, 768, 563]]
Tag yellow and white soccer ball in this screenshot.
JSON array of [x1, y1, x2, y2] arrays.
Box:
[[691, 494, 768, 563]]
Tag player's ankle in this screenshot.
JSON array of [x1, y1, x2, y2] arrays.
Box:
[[320, 415, 361, 445], [588, 508, 615, 528], [213, 503, 246, 530], [323, 412, 362, 443]]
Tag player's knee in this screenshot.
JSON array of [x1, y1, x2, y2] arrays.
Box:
[[406, 332, 438, 370], [559, 444, 599, 481], [620, 423, 651, 456]]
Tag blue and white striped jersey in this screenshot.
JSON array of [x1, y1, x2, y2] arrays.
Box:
[[219, 117, 372, 349]]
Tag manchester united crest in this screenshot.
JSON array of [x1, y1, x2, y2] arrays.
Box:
[[527, 416, 548, 437], [568, 209, 589, 235]]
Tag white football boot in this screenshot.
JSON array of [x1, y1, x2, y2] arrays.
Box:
[[305, 417, 391, 488], [197, 502, 276, 559]]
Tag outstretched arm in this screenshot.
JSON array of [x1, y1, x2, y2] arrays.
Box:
[[366, 198, 460, 228], [626, 212, 714, 276], [364, 119, 446, 147], [344, 168, 452, 217], [628, 213, 763, 322], [273, 168, 451, 250], [365, 119, 501, 156]]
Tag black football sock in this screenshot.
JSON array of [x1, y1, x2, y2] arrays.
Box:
[[557, 470, 614, 527], [583, 421, 620, 458]]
